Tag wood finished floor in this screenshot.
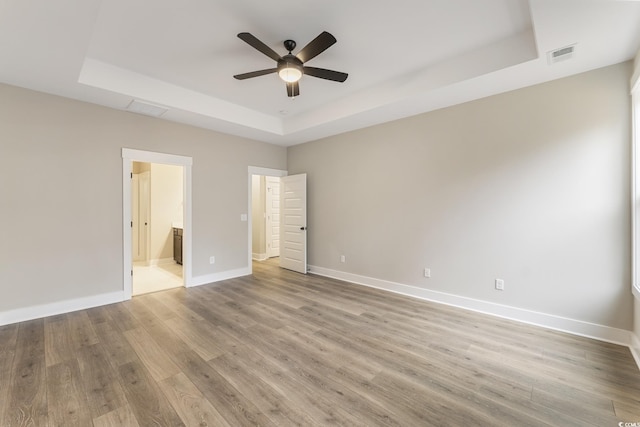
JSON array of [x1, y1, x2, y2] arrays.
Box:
[[1, 259, 639, 426]]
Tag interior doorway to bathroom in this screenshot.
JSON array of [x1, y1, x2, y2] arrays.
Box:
[[131, 161, 184, 295], [122, 148, 193, 300]]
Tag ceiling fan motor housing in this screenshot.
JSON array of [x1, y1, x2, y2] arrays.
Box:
[[277, 54, 303, 75]]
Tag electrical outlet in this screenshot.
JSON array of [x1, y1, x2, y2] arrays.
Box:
[[340, 255, 346, 263], [495, 279, 504, 290], [210, 256, 215, 264], [424, 268, 431, 278]]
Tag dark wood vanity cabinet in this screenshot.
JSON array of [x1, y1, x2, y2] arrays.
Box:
[[173, 227, 183, 265]]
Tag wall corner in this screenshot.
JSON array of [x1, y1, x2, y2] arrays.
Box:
[[632, 49, 640, 93]]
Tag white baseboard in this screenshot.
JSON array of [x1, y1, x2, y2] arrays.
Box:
[[187, 267, 251, 288], [0, 266, 250, 326], [309, 265, 633, 348], [0, 291, 125, 326], [631, 333, 640, 371], [3, 264, 636, 372], [252, 253, 268, 261]]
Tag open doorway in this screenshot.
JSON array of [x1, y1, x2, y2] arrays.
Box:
[[251, 175, 281, 261], [132, 161, 184, 295], [122, 148, 193, 300], [247, 167, 287, 274]]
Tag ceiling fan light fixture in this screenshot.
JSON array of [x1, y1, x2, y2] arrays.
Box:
[[235, 31, 347, 97], [278, 63, 302, 83]]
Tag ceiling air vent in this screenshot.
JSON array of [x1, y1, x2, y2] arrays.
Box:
[[547, 44, 576, 65], [126, 99, 168, 117]]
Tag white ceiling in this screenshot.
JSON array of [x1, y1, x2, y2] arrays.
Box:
[[1, 0, 639, 146]]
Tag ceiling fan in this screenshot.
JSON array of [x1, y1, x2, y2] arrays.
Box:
[[233, 31, 348, 98]]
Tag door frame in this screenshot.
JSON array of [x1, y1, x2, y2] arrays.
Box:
[[247, 166, 288, 274], [122, 148, 193, 299]]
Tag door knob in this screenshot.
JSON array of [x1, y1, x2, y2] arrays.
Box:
[[300, 226, 307, 231]]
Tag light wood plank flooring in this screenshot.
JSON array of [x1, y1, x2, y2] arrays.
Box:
[[1, 259, 639, 426]]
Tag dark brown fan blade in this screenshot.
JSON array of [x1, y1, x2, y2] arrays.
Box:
[[296, 31, 336, 63], [286, 81, 300, 97], [233, 68, 277, 80], [303, 66, 348, 82], [237, 33, 281, 62]]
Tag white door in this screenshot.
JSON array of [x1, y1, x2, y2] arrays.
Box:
[[132, 171, 150, 263], [280, 174, 307, 274], [266, 176, 280, 258], [132, 174, 141, 261], [139, 171, 150, 262]]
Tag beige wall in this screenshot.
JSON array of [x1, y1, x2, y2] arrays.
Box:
[[0, 83, 286, 313], [288, 62, 633, 330], [150, 163, 183, 261]]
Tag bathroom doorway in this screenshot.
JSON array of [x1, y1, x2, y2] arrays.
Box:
[[131, 161, 184, 296], [122, 148, 193, 300]]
